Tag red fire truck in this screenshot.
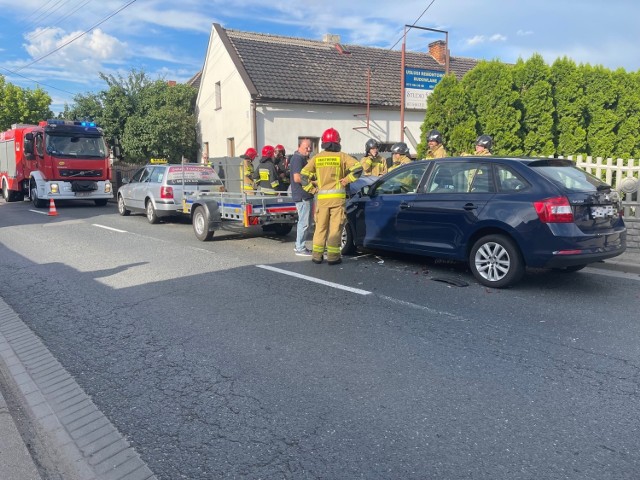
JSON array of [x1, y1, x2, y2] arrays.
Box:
[[0, 119, 113, 206]]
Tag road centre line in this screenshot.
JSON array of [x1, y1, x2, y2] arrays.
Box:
[[92, 224, 127, 233], [257, 265, 372, 295]]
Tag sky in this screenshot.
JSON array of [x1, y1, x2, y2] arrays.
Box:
[[0, 0, 637, 114]]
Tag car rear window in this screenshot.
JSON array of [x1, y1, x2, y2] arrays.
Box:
[[166, 166, 223, 186], [529, 162, 607, 192]]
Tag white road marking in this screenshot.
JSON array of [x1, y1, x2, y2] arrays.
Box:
[[257, 265, 372, 295], [92, 224, 127, 233], [29, 209, 48, 215], [583, 267, 640, 282]]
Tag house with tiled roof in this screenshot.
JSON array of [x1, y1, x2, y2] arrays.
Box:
[[195, 23, 478, 160]]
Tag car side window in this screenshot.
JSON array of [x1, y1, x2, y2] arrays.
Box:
[[130, 168, 146, 183], [139, 167, 153, 183], [374, 165, 428, 195], [150, 167, 165, 183], [467, 164, 494, 193], [496, 165, 529, 192]]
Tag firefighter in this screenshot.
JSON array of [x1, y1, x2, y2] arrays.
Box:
[[425, 129, 447, 159], [360, 138, 387, 177], [300, 128, 362, 265], [474, 135, 493, 156], [253, 145, 280, 194], [274, 144, 290, 192], [240, 147, 258, 192], [388, 142, 412, 172]]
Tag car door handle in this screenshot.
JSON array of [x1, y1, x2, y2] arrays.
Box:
[[399, 202, 410, 209], [464, 203, 477, 211]]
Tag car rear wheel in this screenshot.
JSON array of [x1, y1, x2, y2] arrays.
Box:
[[117, 194, 130, 216], [341, 222, 356, 255], [146, 200, 159, 224], [193, 206, 214, 241], [469, 234, 524, 288]]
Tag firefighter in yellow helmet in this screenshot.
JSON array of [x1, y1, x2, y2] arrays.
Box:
[[240, 147, 258, 192], [360, 138, 387, 176], [300, 128, 362, 265], [425, 129, 447, 159], [388, 142, 412, 172]]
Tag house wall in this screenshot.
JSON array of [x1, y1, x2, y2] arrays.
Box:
[[255, 103, 425, 157], [196, 29, 252, 160]]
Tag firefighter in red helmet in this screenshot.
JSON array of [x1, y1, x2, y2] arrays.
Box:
[[240, 147, 258, 192], [253, 145, 280, 195], [274, 144, 290, 192], [300, 128, 362, 264]]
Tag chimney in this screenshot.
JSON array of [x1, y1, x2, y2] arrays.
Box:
[[428, 40, 447, 65], [323, 33, 341, 44], [167, 80, 177, 86]]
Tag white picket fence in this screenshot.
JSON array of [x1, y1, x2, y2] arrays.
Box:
[[558, 155, 640, 219]]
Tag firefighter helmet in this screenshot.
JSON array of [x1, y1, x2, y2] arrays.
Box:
[[365, 138, 380, 154], [274, 144, 285, 154], [391, 142, 410, 155], [475, 135, 493, 150], [243, 147, 257, 160], [427, 129, 442, 144], [321, 128, 341, 144], [261, 145, 275, 158]]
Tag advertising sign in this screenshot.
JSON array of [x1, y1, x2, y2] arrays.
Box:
[[404, 68, 445, 110]]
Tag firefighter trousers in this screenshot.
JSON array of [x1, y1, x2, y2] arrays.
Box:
[[312, 204, 345, 263]]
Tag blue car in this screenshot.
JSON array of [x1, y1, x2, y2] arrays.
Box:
[[342, 157, 627, 288]]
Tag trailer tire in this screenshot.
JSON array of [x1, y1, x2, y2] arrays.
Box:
[[271, 224, 293, 236], [94, 199, 108, 206], [193, 206, 214, 241]]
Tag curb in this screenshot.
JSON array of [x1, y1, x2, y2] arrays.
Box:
[[0, 297, 156, 480]]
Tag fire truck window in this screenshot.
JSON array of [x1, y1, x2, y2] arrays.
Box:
[[35, 135, 44, 157]]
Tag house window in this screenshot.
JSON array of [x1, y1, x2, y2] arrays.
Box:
[[215, 82, 221, 110], [227, 138, 235, 157]]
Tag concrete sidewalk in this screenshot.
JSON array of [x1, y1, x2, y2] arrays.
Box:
[[0, 249, 638, 480]]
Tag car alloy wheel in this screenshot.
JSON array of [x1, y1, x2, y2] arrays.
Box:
[[469, 234, 524, 288]]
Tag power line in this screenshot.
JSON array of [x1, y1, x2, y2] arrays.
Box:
[[29, 0, 93, 41], [0, 65, 78, 96], [16, 0, 138, 72], [388, 0, 438, 52]]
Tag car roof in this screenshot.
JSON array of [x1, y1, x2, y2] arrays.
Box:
[[416, 157, 574, 167]]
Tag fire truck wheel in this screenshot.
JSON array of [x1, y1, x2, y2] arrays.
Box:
[[2, 179, 10, 202], [145, 200, 159, 224], [193, 206, 214, 241], [31, 185, 46, 208], [117, 194, 130, 216]]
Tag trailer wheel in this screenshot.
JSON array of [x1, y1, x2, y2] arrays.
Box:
[[31, 184, 46, 208], [271, 224, 293, 236], [145, 199, 159, 224], [193, 206, 214, 241], [94, 199, 108, 206]]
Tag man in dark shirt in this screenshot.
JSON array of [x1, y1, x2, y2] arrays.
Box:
[[289, 138, 314, 256]]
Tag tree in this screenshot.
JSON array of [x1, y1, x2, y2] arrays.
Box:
[[612, 69, 640, 158], [0, 75, 53, 131], [583, 65, 618, 157], [61, 92, 103, 123], [550, 57, 587, 156], [461, 60, 522, 155], [419, 74, 476, 156], [513, 54, 555, 156]]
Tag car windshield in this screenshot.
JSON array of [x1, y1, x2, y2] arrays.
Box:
[[46, 134, 107, 158], [531, 163, 607, 192], [166, 166, 223, 186]]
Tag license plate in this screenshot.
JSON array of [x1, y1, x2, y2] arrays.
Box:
[[76, 192, 91, 197], [591, 205, 615, 218]]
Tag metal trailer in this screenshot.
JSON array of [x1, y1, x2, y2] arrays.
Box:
[[183, 156, 298, 241]]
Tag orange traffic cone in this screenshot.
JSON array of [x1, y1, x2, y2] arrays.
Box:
[[48, 198, 58, 216]]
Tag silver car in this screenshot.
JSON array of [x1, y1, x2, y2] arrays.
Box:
[[117, 162, 224, 223]]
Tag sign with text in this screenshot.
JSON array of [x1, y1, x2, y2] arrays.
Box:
[[404, 68, 445, 110]]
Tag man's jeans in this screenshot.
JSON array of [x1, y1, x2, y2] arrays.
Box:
[[295, 198, 313, 251]]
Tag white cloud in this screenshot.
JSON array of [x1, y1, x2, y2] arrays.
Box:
[[517, 30, 533, 36], [490, 34, 507, 42], [466, 35, 486, 46]]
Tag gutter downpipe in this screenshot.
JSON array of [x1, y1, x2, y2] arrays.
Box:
[[251, 99, 258, 150], [400, 26, 407, 143]]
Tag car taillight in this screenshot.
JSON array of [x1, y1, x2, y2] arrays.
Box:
[[160, 186, 174, 199], [534, 196, 574, 223]]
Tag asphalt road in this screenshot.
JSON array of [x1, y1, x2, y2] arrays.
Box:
[[1, 199, 639, 479]]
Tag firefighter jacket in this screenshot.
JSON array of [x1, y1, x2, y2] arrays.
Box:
[[461, 150, 491, 157], [360, 154, 388, 176], [253, 157, 280, 194], [300, 150, 362, 207], [388, 155, 412, 172], [425, 144, 447, 159], [242, 159, 255, 191]]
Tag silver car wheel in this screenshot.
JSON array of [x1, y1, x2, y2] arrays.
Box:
[[474, 241, 511, 282]]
